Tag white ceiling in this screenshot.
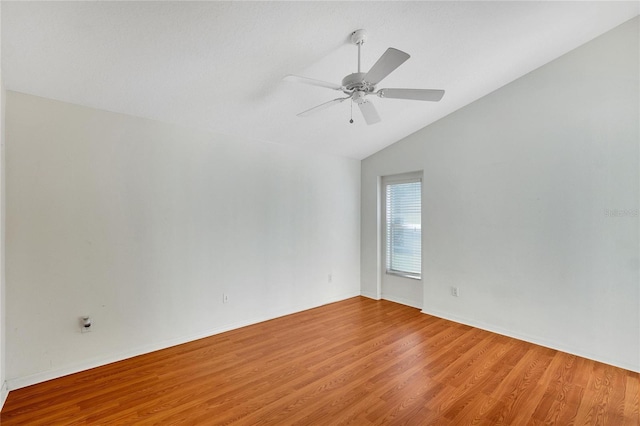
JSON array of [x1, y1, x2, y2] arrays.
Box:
[[2, 1, 638, 159]]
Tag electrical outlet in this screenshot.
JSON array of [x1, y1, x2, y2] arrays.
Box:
[[223, 293, 229, 304], [451, 287, 459, 297]]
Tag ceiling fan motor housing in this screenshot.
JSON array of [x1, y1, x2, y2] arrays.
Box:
[[341, 72, 375, 95]]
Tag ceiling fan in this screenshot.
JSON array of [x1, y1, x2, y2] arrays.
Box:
[[284, 29, 445, 125]]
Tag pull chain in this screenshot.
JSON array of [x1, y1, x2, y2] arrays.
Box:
[[349, 100, 354, 124]]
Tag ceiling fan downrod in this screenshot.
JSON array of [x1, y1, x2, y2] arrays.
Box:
[[351, 29, 368, 74]]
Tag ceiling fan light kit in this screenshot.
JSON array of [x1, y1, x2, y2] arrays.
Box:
[[285, 29, 445, 125]]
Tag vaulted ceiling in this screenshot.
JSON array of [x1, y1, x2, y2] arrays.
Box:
[[2, 1, 638, 159]]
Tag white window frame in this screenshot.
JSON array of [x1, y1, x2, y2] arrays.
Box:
[[382, 172, 422, 280]]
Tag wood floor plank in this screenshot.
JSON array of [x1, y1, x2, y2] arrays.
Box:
[[438, 338, 513, 420], [530, 352, 581, 424], [448, 391, 499, 425], [1, 296, 637, 425], [366, 371, 447, 424], [484, 345, 555, 423], [573, 361, 625, 425], [623, 371, 640, 426]]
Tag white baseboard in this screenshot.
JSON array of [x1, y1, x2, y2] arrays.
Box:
[[7, 292, 360, 391], [421, 307, 639, 373]]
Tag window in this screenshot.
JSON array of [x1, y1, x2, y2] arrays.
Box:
[[385, 179, 421, 279]]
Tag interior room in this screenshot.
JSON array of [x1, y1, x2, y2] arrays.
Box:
[[0, 1, 637, 423]]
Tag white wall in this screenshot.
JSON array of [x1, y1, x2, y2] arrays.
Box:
[[5, 92, 360, 388], [0, 1, 7, 406], [0, 77, 6, 408], [362, 17, 639, 372]]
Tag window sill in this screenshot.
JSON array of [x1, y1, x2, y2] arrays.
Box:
[[385, 270, 421, 280]]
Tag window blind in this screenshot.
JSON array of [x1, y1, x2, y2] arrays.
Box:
[[385, 180, 421, 278]]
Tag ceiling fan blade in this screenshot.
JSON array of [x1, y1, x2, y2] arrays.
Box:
[[297, 97, 350, 117], [378, 88, 445, 102], [363, 48, 410, 85], [358, 100, 381, 125], [284, 74, 343, 91]]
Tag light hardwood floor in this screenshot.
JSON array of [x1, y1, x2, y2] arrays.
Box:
[[1, 297, 638, 425]]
